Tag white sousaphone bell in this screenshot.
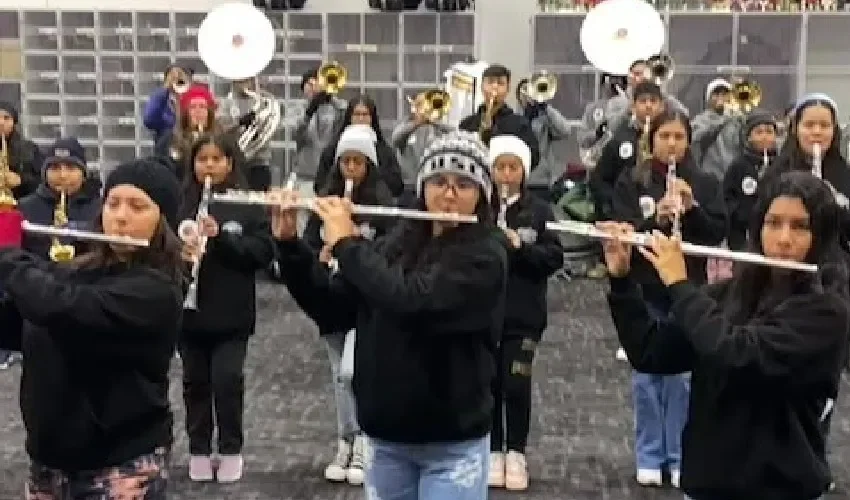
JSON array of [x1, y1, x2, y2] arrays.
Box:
[[579, 0, 666, 76], [197, 3, 282, 159]]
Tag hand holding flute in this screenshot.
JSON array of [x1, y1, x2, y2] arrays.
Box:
[[598, 222, 690, 286]]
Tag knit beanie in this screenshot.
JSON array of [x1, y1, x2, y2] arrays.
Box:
[[416, 131, 493, 202], [335, 124, 379, 167], [104, 159, 181, 228], [705, 78, 731, 101], [179, 84, 215, 113], [488, 135, 532, 179], [42, 137, 86, 178], [742, 109, 777, 141], [793, 92, 838, 116]]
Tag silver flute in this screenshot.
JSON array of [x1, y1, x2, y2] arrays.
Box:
[[497, 184, 509, 229], [180, 176, 213, 310], [545, 220, 818, 273], [812, 143, 823, 179], [21, 221, 149, 247], [212, 190, 479, 223]]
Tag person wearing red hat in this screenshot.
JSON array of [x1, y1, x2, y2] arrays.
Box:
[[154, 84, 220, 181]]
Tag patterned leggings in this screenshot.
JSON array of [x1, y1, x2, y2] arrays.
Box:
[[25, 448, 168, 500]]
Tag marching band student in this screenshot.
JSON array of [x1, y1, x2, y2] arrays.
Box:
[[314, 95, 403, 198], [391, 94, 454, 206], [602, 170, 849, 500], [303, 124, 395, 486], [177, 133, 275, 484], [143, 63, 194, 142], [17, 138, 102, 261], [0, 100, 43, 199], [576, 73, 628, 164], [155, 84, 220, 181], [486, 135, 563, 491], [722, 109, 778, 251], [590, 81, 665, 221], [458, 64, 540, 169], [609, 109, 726, 488], [515, 80, 574, 201], [271, 131, 507, 500], [0, 159, 183, 500], [690, 79, 744, 181]]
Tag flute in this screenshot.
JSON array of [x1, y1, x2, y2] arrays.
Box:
[[22, 221, 149, 247], [545, 220, 818, 273], [212, 190, 479, 223], [666, 155, 681, 238], [812, 143, 823, 179]]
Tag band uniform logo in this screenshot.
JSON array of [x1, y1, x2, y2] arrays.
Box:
[[221, 220, 243, 236], [593, 108, 604, 123], [638, 195, 656, 219], [619, 142, 633, 159], [516, 227, 538, 244], [741, 176, 758, 196]]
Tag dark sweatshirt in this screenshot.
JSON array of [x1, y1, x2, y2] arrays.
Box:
[[274, 223, 507, 443], [459, 104, 541, 169], [589, 121, 640, 220], [0, 249, 182, 471], [17, 184, 101, 260], [608, 277, 847, 500]]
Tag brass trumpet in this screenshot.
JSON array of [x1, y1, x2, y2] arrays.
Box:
[[408, 89, 451, 122], [727, 78, 762, 115], [519, 71, 558, 103], [48, 190, 75, 262], [480, 94, 497, 141], [318, 62, 347, 95]]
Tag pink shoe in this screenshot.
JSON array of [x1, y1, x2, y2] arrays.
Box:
[[216, 454, 243, 483]]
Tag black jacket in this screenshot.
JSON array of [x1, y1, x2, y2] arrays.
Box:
[[178, 186, 275, 339], [0, 249, 182, 471], [17, 184, 101, 260], [607, 277, 848, 500], [501, 193, 563, 336], [589, 122, 639, 220], [6, 131, 43, 199], [459, 104, 540, 169], [722, 150, 773, 251], [610, 157, 727, 286], [314, 140, 404, 197], [274, 223, 507, 443]]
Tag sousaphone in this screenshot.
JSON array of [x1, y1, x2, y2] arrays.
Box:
[[198, 3, 281, 159], [580, 0, 666, 76]]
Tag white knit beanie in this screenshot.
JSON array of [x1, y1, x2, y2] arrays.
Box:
[[416, 131, 493, 202], [488, 135, 531, 178], [705, 78, 731, 101], [335, 124, 378, 167]]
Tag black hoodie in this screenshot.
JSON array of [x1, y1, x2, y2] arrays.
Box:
[[608, 276, 848, 500], [17, 184, 101, 260], [589, 120, 640, 220], [459, 104, 541, 169], [274, 223, 507, 443], [0, 249, 182, 472]]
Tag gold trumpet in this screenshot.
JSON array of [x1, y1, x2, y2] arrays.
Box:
[[519, 71, 558, 103], [408, 89, 451, 122], [318, 61, 347, 95], [480, 94, 497, 141], [48, 190, 76, 262], [0, 135, 16, 208], [727, 78, 762, 115]]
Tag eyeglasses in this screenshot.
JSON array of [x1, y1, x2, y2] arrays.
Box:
[[424, 175, 479, 194]]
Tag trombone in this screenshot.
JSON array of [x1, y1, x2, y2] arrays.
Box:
[[317, 62, 347, 95], [407, 89, 451, 122], [519, 71, 558, 103]]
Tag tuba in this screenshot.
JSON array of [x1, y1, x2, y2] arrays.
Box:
[[578, 0, 665, 168], [519, 71, 558, 103], [318, 62, 348, 95], [48, 190, 75, 262], [198, 3, 281, 160]]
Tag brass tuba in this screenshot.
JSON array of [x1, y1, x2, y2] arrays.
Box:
[[48, 191, 75, 262], [318, 62, 348, 95], [408, 89, 451, 122], [519, 71, 558, 103]]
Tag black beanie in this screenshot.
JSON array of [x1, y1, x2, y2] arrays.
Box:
[[0, 101, 19, 123], [104, 158, 181, 228], [742, 109, 777, 143], [301, 68, 318, 90]]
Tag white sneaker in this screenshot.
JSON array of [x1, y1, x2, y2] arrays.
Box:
[[324, 439, 351, 482], [216, 454, 243, 483], [504, 451, 529, 491], [670, 469, 681, 488], [347, 435, 366, 485], [636, 468, 662, 486], [188, 455, 214, 482], [488, 452, 505, 487], [615, 347, 628, 361]]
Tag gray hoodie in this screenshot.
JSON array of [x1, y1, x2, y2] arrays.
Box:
[[391, 121, 454, 187], [293, 97, 347, 180], [525, 105, 574, 187], [691, 110, 742, 181]]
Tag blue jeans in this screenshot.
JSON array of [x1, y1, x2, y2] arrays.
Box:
[[365, 435, 489, 500], [633, 290, 690, 471], [324, 332, 360, 440]]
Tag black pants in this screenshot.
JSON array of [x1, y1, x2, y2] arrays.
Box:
[[179, 338, 248, 456], [491, 335, 537, 453], [246, 163, 272, 191]]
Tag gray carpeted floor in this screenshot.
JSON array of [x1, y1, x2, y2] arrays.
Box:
[[0, 278, 846, 500]]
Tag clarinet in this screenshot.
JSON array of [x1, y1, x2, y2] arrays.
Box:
[[182, 176, 212, 310]]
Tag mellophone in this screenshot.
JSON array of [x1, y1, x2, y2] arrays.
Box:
[[546, 220, 818, 273], [212, 190, 479, 223]]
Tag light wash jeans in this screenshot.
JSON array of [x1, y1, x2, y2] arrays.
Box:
[[325, 331, 360, 440], [365, 435, 489, 500]]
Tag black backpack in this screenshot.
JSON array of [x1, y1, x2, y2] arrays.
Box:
[[423, 0, 473, 10], [367, 0, 423, 10], [253, 0, 308, 8]]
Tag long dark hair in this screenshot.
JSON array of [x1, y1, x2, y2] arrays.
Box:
[[330, 95, 386, 147], [632, 109, 695, 187], [73, 212, 185, 285], [382, 186, 499, 271], [180, 133, 247, 216], [725, 171, 849, 322], [769, 99, 846, 181]]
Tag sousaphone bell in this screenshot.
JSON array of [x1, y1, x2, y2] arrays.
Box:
[[579, 0, 666, 76]]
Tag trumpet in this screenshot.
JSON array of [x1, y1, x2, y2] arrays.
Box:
[[318, 61, 347, 95], [480, 94, 496, 141], [22, 221, 149, 247], [212, 190, 479, 223], [545, 220, 818, 273], [519, 71, 558, 103], [48, 190, 76, 262], [728, 79, 762, 115], [407, 89, 451, 122], [179, 176, 212, 311]]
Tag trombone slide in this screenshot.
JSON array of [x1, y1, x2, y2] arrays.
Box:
[[22, 221, 149, 247], [545, 220, 818, 273]]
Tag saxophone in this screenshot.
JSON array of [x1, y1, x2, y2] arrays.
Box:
[[0, 134, 16, 209], [48, 190, 75, 262]]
